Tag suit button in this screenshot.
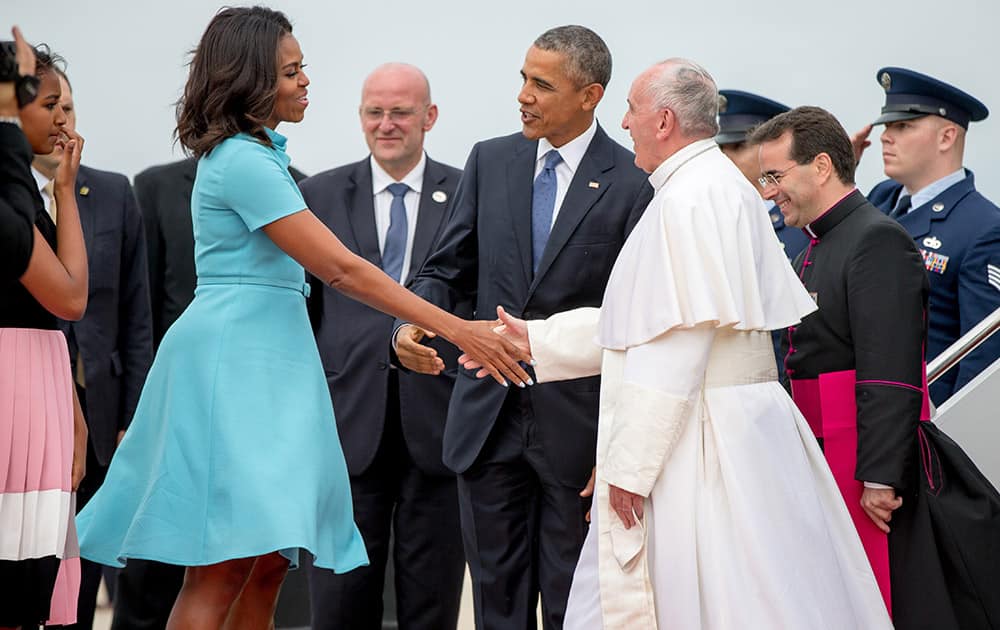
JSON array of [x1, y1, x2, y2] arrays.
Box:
[[377, 361, 387, 370]]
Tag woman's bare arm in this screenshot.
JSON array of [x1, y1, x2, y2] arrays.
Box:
[[19, 133, 88, 320], [263, 209, 532, 386]]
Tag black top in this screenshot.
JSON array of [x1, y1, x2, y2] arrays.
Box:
[[0, 123, 56, 329], [0, 123, 36, 282], [784, 190, 928, 490]]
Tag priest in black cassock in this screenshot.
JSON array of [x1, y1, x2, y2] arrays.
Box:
[[750, 107, 947, 629]]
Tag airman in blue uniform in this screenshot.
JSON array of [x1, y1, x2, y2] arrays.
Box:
[[717, 90, 808, 381], [860, 67, 1000, 403]]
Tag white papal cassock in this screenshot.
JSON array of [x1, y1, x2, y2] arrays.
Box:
[[525, 139, 893, 629]]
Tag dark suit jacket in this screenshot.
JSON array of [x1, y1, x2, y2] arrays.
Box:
[[136, 158, 307, 346], [869, 171, 1000, 403], [59, 165, 154, 466], [302, 157, 465, 477], [400, 126, 653, 487]]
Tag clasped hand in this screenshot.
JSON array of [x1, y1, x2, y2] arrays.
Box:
[[395, 308, 534, 387]]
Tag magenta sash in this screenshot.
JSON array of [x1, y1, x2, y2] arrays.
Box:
[[792, 370, 891, 613]]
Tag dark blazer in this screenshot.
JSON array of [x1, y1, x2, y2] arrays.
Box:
[[302, 157, 465, 476], [137, 158, 307, 346], [59, 165, 154, 466], [401, 126, 652, 487], [869, 171, 1000, 403]]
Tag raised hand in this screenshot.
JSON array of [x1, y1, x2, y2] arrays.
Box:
[[395, 324, 445, 375], [850, 124, 873, 167]]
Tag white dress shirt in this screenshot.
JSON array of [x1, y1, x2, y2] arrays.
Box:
[[31, 166, 56, 221], [370, 153, 425, 285], [535, 119, 598, 227]]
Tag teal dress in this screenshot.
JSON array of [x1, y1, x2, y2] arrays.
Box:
[[76, 129, 367, 572]]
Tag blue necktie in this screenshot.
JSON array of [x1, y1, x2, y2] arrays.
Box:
[[532, 150, 562, 273], [382, 183, 410, 282], [890, 194, 912, 219]]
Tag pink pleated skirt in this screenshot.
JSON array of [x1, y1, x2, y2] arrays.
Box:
[[0, 327, 80, 627]]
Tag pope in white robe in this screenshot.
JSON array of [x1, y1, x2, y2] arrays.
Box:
[[481, 130, 893, 628]]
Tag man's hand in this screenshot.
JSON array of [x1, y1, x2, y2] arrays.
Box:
[[459, 306, 532, 378], [851, 124, 874, 167], [861, 487, 902, 534], [609, 484, 644, 529], [395, 324, 445, 375], [452, 319, 533, 387], [581, 466, 596, 522]]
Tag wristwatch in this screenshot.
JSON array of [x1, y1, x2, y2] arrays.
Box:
[[0, 115, 21, 127]]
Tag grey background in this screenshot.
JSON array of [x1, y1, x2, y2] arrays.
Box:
[[9, 0, 1000, 199]]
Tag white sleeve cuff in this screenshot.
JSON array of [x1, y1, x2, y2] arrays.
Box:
[[526, 307, 602, 383]]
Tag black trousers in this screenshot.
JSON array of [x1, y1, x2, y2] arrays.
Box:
[[309, 376, 465, 630], [459, 390, 591, 630]]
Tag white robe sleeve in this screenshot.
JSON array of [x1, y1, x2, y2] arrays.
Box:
[[525, 307, 602, 383], [601, 324, 716, 498]]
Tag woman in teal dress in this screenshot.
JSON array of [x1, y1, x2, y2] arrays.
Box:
[[74, 7, 531, 629]]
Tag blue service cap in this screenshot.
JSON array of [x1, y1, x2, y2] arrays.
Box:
[[874, 67, 988, 129], [715, 90, 790, 145]]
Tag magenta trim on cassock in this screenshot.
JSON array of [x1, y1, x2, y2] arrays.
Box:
[[856, 379, 924, 393]]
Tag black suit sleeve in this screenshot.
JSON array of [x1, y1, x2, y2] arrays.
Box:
[[849, 221, 927, 490], [0, 123, 37, 280], [403, 143, 482, 314], [116, 178, 154, 430], [134, 172, 167, 345]]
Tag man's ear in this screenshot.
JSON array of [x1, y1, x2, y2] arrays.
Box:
[[581, 83, 605, 112], [656, 107, 675, 140], [423, 103, 439, 132]]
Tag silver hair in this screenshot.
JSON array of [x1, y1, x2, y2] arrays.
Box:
[[642, 58, 719, 138], [533, 25, 612, 89]]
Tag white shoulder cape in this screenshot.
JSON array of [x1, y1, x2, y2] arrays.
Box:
[[598, 140, 817, 350]]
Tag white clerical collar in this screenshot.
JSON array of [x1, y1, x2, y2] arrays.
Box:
[[648, 138, 718, 192], [370, 152, 426, 195], [536, 118, 598, 175]]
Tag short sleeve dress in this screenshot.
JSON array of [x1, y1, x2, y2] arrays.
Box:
[[75, 129, 368, 573]]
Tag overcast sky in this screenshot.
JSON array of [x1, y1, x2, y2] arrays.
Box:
[[9, 0, 1000, 199]]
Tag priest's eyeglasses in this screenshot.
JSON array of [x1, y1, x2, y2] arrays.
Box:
[[758, 163, 801, 189]]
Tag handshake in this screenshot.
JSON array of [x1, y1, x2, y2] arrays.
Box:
[[396, 306, 534, 387]]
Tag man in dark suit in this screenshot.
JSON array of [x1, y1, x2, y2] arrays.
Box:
[[33, 70, 154, 630], [394, 26, 652, 629], [854, 67, 1000, 404], [115, 157, 306, 630], [303, 62, 466, 630]]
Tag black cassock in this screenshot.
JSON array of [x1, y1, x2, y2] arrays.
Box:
[[782, 190, 999, 629]]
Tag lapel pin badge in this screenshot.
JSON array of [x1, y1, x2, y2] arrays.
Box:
[[923, 236, 942, 250], [932, 203, 945, 213], [588, 181, 600, 189], [79, 186, 90, 196], [431, 190, 447, 203]]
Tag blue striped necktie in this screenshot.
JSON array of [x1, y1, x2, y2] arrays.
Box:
[[382, 182, 410, 282], [532, 150, 562, 273]]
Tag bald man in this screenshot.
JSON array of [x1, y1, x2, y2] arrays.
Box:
[[301, 63, 466, 630]]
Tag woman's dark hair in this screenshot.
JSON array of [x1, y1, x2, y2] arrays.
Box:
[[175, 6, 293, 157], [32, 44, 66, 80]]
